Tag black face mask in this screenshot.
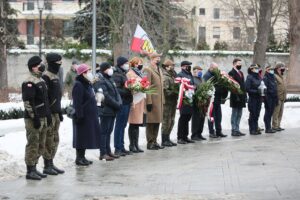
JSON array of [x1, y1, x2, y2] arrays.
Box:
[[48, 63, 61, 74], [280, 68, 285, 74], [156, 61, 161, 66], [236, 65, 242, 70], [137, 65, 143, 70], [39, 64, 45, 73], [186, 65, 191, 72]]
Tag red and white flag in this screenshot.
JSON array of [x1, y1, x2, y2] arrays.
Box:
[[131, 24, 155, 54]]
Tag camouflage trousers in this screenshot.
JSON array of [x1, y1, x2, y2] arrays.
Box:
[[43, 113, 60, 160], [24, 117, 48, 166], [161, 100, 177, 136]]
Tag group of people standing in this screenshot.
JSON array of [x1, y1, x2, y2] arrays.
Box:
[[22, 52, 287, 181]]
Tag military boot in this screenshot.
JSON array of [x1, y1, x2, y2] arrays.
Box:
[[134, 129, 144, 153], [49, 159, 65, 174], [26, 165, 42, 180], [161, 134, 173, 147], [128, 126, 138, 153], [43, 159, 58, 175], [35, 165, 47, 178]]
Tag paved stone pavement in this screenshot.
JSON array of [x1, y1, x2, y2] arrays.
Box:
[[1, 128, 300, 200]]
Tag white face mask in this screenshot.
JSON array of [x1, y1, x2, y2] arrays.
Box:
[[122, 63, 129, 71], [85, 72, 94, 82], [269, 70, 274, 74], [107, 68, 114, 76]]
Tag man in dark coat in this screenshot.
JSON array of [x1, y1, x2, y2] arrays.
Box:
[[228, 58, 247, 136], [191, 66, 206, 140], [203, 62, 228, 138], [94, 62, 122, 161], [72, 64, 101, 166], [176, 61, 196, 144], [263, 65, 278, 133], [42, 53, 64, 175], [112, 56, 133, 156]]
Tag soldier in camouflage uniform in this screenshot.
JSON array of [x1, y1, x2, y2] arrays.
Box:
[[64, 60, 79, 99], [22, 56, 52, 180], [161, 59, 178, 147], [42, 53, 64, 175]]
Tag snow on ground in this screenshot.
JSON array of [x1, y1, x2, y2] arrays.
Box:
[[0, 100, 300, 181]]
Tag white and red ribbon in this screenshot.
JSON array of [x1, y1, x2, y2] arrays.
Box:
[[174, 77, 195, 109]]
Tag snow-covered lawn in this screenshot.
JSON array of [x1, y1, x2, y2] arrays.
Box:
[[1, 99, 300, 181]]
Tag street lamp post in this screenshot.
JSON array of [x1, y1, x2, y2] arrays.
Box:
[[37, 0, 44, 57]]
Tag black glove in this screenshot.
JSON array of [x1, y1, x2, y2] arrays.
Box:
[[33, 117, 41, 129], [146, 104, 153, 112], [47, 115, 52, 127], [59, 112, 64, 122]]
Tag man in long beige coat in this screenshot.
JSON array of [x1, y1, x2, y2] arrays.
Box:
[[143, 53, 165, 150], [272, 63, 287, 131]]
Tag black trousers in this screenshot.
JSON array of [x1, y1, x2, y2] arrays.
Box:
[[248, 97, 262, 133], [191, 107, 205, 138], [208, 103, 222, 134], [99, 116, 115, 156], [177, 114, 192, 140], [264, 97, 277, 130]]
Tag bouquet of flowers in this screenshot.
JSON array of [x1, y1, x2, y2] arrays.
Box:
[[174, 77, 195, 109], [193, 79, 215, 116], [125, 77, 156, 94], [125, 77, 156, 104], [211, 69, 242, 94]]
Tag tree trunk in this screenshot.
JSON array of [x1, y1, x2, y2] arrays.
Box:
[[0, 1, 8, 89], [286, 0, 300, 93], [253, 0, 273, 66]]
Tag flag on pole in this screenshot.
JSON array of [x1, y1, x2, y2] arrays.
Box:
[[131, 24, 155, 54]]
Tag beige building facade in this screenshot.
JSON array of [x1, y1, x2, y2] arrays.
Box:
[[171, 0, 289, 51]]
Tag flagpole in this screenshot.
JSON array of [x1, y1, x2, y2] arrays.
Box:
[[92, 0, 96, 74]]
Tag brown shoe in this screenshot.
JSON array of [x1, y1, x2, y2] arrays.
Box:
[[108, 153, 120, 159], [99, 154, 114, 161]]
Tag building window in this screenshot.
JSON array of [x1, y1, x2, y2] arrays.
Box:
[[45, 0, 52, 10], [248, 8, 255, 16], [27, 20, 35, 45], [199, 8, 205, 15], [198, 26, 206, 42], [247, 27, 255, 44], [214, 8, 220, 19], [191, 7, 196, 15], [63, 20, 73, 37], [213, 27, 220, 39], [234, 8, 240, 17], [26, 0, 35, 11], [233, 27, 241, 39]]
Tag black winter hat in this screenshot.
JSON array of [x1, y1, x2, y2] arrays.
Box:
[[181, 61, 192, 66], [100, 62, 111, 72], [27, 56, 42, 70], [46, 53, 62, 63], [117, 56, 128, 67]]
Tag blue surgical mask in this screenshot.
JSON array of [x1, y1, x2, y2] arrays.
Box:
[[253, 69, 259, 73], [269, 70, 274, 74], [198, 71, 202, 78]]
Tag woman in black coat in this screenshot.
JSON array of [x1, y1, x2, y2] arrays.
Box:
[[72, 64, 101, 166], [245, 64, 262, 135], [93, 62, 122, 161]]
